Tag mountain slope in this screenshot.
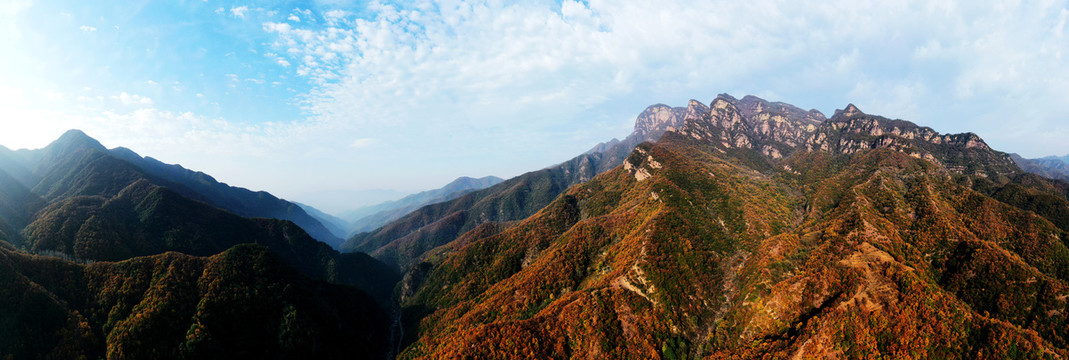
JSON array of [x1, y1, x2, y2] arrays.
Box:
[[108, 146, 343, 247], [395, 96, 1069, 358], [0, 243, 389, 359], [298, 202, 352, 239], [0, 131, 343, 249], [0, 130, 398, 306], [0, 169, 42, 245], [345, 175, 505, 235], [0, 145, 37, 187], [23, 179, 399, 306], [341, 104, 691, 269]]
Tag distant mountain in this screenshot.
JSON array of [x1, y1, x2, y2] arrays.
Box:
[[0, 168, 41, 245], [1012, 153, 1069, 182], [584, 137, 620, 154], [107, 146, 343, 248], [305, 188, 408, 216], [341, 104, 694, 269], [345, 176, 505, 235], [395, 95, 1069, 358], [297, 202, 351, 239], [0, 145, 36, 187], [0, 243, 390, 359], [341, 96, 827, 270]]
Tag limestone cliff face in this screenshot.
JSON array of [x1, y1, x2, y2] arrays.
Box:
[[665, 95, 1014, 178], [677, 95, 755, 150], [632, 104, 686, 140], [737, 95, 823, 148], [807, 104, 1015, 178]]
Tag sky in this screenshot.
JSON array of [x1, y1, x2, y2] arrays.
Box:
[[0, 0, 1067, 214]]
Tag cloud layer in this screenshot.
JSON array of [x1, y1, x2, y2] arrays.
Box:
[[3, 0, 1068, 210], [264, 1, 1068, 158]]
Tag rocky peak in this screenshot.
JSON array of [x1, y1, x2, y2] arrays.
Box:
[[736, 95, 825, 126], [683, 99, 709, 122], [808, 109, 827, 122], [833, 104, 864, 119], [946, 132, 991, 151], [31, 129, 107, 168], [633, 104, 685, 140], [50, 130, 105, 152], [675, 95, 755, 150], [710, 94, 738, 112]]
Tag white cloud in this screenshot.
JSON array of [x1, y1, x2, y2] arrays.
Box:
[[322, 9, 349, 26], [230, 6, 249, 19], [289, 8, 313, 23], [257, 0, 1069, 160], [349, 137, 378, 148], [112, 92, 153, 106], [9, 0, 1069, 208], [79, 25, 96, 32]]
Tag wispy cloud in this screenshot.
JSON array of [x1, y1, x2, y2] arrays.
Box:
[[349, 137, 378, 148], [78, 25, 96, 32], [260, 0, 1069, 159], [230, 6, 249, 19], [5, 0, 1069, 207], [112, 92, 153, 106]]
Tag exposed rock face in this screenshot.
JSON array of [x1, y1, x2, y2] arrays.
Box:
[[737, 95, 824, 147], [659, 96, 1017, 179], [807, 104, 1015, 178], [678, 95, 755, 150], [682, 99, 709, 122], [632, 104, 686, 140]]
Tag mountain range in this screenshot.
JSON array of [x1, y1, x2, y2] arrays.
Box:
[[350, 94, 1068, 358], [2, 93, 1069, 358], [1012, 154, 1069, 182]]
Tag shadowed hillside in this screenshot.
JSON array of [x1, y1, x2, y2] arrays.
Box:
[[0, 243, 390, 359]]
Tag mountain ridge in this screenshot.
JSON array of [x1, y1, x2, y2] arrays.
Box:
[[341, 102, 694, 269], [1013, 153, 1069, 182], [106, 145, 344, 248], [389, 94, 1069, 358], [0, 131, 399, 306], [341, 175, 505, 236]]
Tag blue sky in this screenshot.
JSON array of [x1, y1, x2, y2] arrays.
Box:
[[1, 0, 1068, 214]]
